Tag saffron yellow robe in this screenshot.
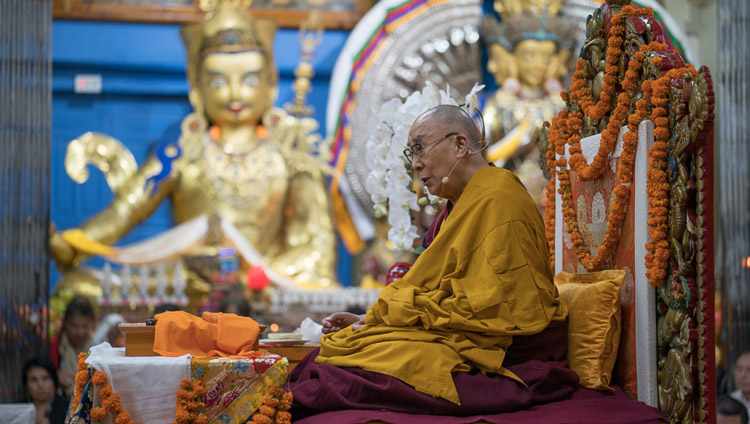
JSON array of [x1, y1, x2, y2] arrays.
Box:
[[316, 167, 567, 404]]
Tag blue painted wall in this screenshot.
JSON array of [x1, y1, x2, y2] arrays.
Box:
[[51, 20, 353, 287]]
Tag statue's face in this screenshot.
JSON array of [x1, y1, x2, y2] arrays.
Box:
[[514, 39, 557, 90], [199, 50, 270, 127], [486, 44, 506, 87]]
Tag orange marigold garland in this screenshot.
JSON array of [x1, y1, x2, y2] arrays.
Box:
[[90, 407, 107, 421], [68, 360, 133, 424], [566, 12, 628, 182], [542, 5, 699, 277], [174, 378, 207, 424], [554, 40, 647, 271], [250, 383, 293, 424], [643, 63, 698, 286], [70, 352, 90, 414], [544, 3, 699, 286], [543, 11, 632, 271]]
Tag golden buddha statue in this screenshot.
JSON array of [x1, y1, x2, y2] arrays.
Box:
[[482, 0, 577, 205], [50, 0, 338, 297]]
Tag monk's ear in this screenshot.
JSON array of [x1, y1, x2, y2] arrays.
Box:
[[455, 134, 472, 157]]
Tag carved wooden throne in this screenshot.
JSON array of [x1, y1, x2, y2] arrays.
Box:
[[545, 1, 715, 422]]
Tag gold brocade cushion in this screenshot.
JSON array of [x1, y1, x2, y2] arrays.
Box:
[[554, 270, 626, 391]]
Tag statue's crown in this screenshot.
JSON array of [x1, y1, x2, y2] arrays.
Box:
[[181, 0, 277, 88], [483, 0, 576, 51], [492, 0, 563, 19]]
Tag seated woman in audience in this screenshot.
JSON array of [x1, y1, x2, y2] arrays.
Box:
[[22, 355, 69, 424]]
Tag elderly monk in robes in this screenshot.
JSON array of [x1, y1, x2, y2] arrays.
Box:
[[290, 105, 577, 419]]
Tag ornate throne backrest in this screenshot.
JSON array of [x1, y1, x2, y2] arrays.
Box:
[[546, 1, 715, 422]]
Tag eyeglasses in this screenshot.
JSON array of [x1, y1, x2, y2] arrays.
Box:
[[403, 132, 458, 163]]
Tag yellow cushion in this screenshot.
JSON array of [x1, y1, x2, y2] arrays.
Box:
[[555, 270, 626, 391]]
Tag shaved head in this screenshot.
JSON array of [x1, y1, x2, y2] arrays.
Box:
[[407, 103, 490, 203], [416, 105, 482, 148]]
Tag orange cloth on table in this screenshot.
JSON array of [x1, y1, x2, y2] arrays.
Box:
[[153, 311, 262, 358]]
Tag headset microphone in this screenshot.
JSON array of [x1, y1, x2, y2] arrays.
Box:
[[441, 159, 460, 184], [440, 143, 488, 184]]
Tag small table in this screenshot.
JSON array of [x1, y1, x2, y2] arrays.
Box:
[[262, 344, 319, 371]]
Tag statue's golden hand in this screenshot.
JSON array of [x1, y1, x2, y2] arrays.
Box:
[[49, 223, 76, 269]]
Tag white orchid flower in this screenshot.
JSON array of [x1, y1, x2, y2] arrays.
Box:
[[422, 81, 441, 109], [388, 224, 420, 252], [363, 82, 484, 253], [377, 98, 402, 123], [439, 84, 457, 106], [464, 83, 485, 111]]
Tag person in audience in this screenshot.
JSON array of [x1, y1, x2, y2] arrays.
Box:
[[719, 395, 750, 424], [732, 351, 750, 417], [22, 355, 69, 424], [51, 295, 95, 396], [219, 294, 252, 317]]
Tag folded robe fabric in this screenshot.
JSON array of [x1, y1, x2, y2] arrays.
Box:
[[153, 311, 261, 358], [316, 167, 568, 404]]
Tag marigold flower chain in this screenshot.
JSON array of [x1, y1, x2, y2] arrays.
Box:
[[70, 352, 89, 415], [250, 384, 294, 424], [643, 64, 698, 286], [174, 378, 207, 424], [565, 13, 627, 181], [541, 6, 700, 278], [552, 41, 647, 271], [67, 362, 134, 424]]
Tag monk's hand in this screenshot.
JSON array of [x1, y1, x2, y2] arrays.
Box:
[[321, 312, 364, 334], [351, 314, 366, 331]]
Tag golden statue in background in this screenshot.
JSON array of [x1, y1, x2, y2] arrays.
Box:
[[50, 0, 338, 300], [482, 0, 577, 205]]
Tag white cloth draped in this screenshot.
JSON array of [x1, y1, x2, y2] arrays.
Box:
[[0, 404, 35, 424], [86, 343, 191, 424]]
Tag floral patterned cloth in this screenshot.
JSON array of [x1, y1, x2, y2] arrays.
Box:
[[65, 353, 288, 424], [192, 355, 288, 424]]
